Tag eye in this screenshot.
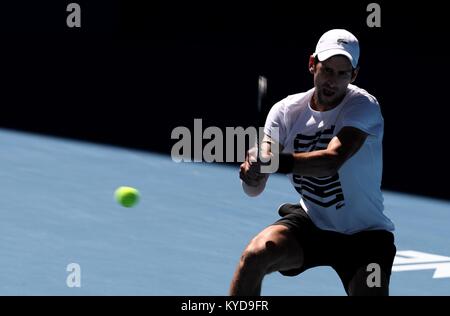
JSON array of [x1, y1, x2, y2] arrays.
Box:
[[338, 71, 352, 78]]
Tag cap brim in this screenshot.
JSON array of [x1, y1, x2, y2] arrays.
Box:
[[317, 49, 357, 68]]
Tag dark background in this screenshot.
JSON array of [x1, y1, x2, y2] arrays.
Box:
[[0, 0, 448, 200]]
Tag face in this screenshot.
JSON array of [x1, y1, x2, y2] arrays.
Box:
[[309, 55, 358, 108]]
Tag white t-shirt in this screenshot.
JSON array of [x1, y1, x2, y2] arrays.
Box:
[[264, 84, 395, 234]]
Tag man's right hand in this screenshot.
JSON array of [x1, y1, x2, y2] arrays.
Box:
[[239, 147, 267, 187]]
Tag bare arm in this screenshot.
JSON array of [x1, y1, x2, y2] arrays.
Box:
[[290, 126, 368, 177], [240, 127, 367, 195]]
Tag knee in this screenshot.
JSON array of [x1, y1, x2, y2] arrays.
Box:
[[239, 239, 275, 274]]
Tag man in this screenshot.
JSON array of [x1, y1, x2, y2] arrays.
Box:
[[230, 29, 396, 296]]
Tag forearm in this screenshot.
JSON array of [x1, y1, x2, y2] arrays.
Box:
[[283, 150, 340, 177], [266, 127, 367, 177]]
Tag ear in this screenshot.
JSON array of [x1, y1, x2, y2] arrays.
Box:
[[350, 67, 360, 83], [308, 55, 315, 74]]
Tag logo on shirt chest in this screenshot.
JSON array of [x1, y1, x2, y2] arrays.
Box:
[[292, 125, 346, 209]]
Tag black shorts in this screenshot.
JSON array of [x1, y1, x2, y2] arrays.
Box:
[[272, 203, 396, 294]]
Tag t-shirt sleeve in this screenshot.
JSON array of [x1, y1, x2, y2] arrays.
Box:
[[263, 99, 287, 146], [339, 97, 384, 137]]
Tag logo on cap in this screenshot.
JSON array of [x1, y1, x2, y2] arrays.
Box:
[[337, 39, 348, 45]]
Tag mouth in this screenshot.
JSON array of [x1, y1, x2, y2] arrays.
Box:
[[321, 87, 336, 97]]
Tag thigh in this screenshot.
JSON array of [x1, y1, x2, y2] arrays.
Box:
[[273, 203, 341, 276]]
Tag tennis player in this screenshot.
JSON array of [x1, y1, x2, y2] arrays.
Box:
[[230, 29, 396, 296]]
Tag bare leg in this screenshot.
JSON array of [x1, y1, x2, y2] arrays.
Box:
[[229, 225, 304, 296]]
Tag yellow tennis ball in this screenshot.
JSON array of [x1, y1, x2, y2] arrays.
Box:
[[114, 186, 140, 207]]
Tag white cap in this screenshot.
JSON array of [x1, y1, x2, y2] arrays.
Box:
[[314, 29, 360, 68]]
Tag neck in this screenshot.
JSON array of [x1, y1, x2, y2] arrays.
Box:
[[310, 94, 334, 112]]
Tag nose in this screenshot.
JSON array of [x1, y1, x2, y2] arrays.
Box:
[[324, 73, 337, 88], [325, 79, 337, 89]]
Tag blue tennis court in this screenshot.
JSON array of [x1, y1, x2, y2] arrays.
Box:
[[0, 128, 448, 295]]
